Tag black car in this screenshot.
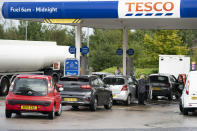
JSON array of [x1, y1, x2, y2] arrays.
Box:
[[148, 74, 179, 100], [58, 75, 113, 111]]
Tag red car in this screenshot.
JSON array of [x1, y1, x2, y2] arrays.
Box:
[[5, 75, 63, 119]]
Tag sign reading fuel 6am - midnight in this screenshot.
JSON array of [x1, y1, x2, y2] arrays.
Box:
[[1, 0, 197, 19]]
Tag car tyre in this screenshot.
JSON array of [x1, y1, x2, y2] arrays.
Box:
[[72, 106, 79, 110], [16, 111, 21, 116], [183, 108, 189, 115], [168, 93, 173, 101], [104, 96, 113, 109], [90, 98, 97, 111], [125, 95, 131, 106], [152, 96, 157, 100], [5, 110, 12, 118], [48, 106, 55, 119], [55, 103, 62, 116], [179, 101, 183, 113]]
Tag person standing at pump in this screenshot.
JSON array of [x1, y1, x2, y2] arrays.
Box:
[[115, 66, 121, 75], [138, 74, 147, 105]]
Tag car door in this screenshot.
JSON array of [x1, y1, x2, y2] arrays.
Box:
[[91, 78, 104, 106], [97, 78, 109, 105], [50, 78, 61, 111], [169, 76, 178, 93], [128, 78, 136, 101]]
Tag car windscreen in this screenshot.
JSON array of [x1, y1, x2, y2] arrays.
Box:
[[59, 77, 89, 86], [103, 78, 125, 85], [13, 78, 48, 96], [149, 76, 169, 83]]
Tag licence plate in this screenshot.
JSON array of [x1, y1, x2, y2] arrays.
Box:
[[113, 94, 116, 98], [191, 97, 197, 100], [152, 87, 161, 90], [21, 105, 37, 110], [64, 98, 78, 102]]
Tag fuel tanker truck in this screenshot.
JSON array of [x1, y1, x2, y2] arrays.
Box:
[[0, 39, 75, 95]]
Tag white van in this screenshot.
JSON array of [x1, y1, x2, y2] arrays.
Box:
[[180, 71, 197, 115]]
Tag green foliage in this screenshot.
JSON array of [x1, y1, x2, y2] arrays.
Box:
[[89, 29, 122, 71], [101, 66, 158, 78], [144, 30, 189, 65]]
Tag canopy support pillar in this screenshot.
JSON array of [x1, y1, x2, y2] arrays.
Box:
[[75, 24, 81, 71], [123, 27, 128, 76]]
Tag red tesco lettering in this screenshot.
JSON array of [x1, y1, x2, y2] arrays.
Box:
[[125, 2, 174, 12]]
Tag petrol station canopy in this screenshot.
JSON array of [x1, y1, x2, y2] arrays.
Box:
[[1, 0, 197, 29]]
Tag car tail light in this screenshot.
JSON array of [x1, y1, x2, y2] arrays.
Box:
[[80, 85, 92, 89], [186, 81, 190, 95], [166, 83, 170, 87], [121, 85, 128, 91]]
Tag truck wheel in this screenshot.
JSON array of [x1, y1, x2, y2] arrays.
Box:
[[48, 106, 55, 119], [0, 77, 10, 96], [183, 108, 189, 115], [104, 96, 113, 109], [55, 103, 62, 116], [90, 98, 97, 111], [5, 110, 12, 118]]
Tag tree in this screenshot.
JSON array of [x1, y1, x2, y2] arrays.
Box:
[[27, 21, 43, 41], [144, 30, 188, 65], [89, 29, 123, 71], [0, 24, 4, 39]]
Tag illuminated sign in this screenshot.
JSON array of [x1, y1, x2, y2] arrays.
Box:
[[118, 0, 180, 18]]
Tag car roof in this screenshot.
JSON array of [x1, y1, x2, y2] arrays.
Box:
[[149, 73, 172, 77], [60, 75, 97, 79], [104, 75, 127, 79], [92, 72, 113, 75], [17, 75, 50, 79]]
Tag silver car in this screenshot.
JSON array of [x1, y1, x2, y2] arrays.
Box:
[[103, 75, 136, 105]]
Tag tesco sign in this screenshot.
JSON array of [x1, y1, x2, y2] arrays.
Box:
[[118, 0, 180, 18]]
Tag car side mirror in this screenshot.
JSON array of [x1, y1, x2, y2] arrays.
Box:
[[58, 87, 64, 92], [55, 83, 63, 92]]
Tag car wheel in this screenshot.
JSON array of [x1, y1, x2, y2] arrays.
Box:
[[168, 93, 173, 101], [125, 95, 131, 106], [152, 96, 157, 100], [55, 103, 62, 116], [72, 106, 79, 110], [179, 101, 183, 113], [5, 110, 12, 118], [183, 108, 189, 115], [104, 96, 113, 109], [90, 98, 97, 111], [48, 106, 55, 119], [16, 111, 21, 116]]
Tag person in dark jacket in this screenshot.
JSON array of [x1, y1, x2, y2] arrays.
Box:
[[138, 74, 147, 105]]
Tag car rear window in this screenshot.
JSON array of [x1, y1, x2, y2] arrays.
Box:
[[60, 77, 89, 82], [13, 78, 48, 96], [103, 78, 125, 85], [59, 77, 89, 86], [149, 76, 169, 83]]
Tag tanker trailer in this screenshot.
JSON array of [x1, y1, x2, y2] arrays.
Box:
[[0, 39, 74, 95]]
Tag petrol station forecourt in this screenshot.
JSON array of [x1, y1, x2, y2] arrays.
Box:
[[2, 0, 197, 76]]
